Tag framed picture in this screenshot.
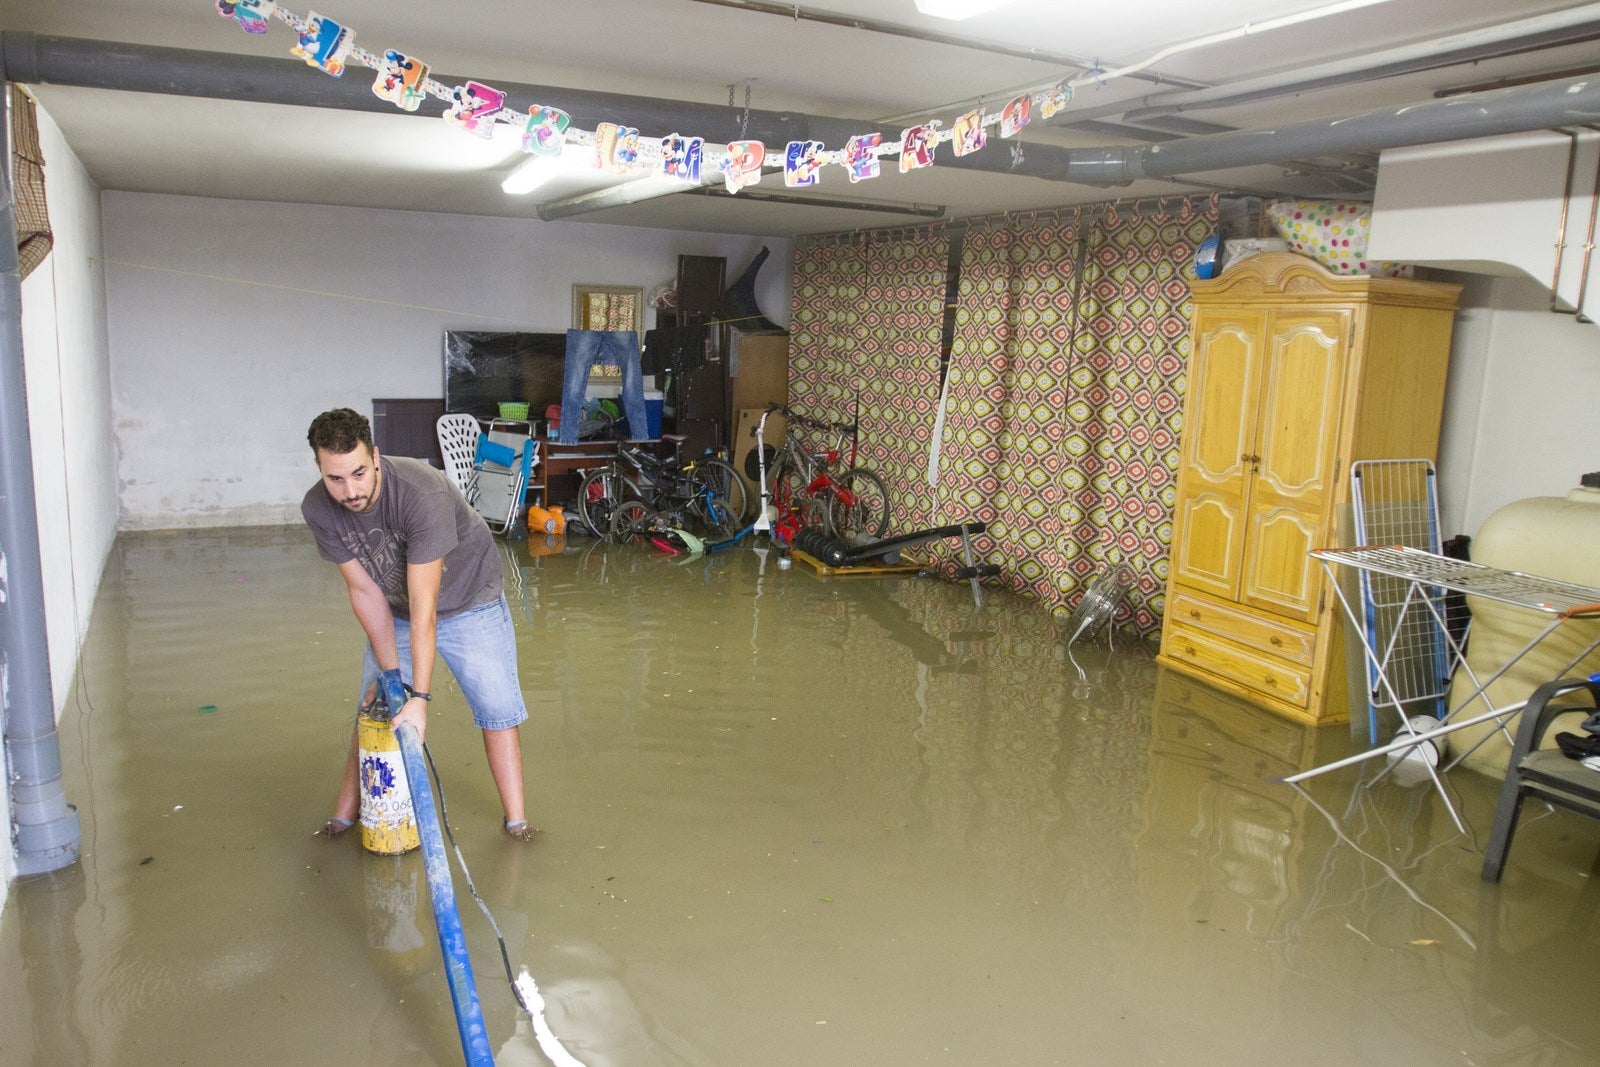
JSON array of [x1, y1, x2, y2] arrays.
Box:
[[572, 284, 644, 383]]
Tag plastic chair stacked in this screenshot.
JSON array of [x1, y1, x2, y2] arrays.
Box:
[[436, 413, 482, 504]]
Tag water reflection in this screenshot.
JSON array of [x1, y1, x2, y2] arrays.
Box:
[[2, 528, 1599, 1064], [5, 867, 90, 1065], [362, 853, 430, 977]]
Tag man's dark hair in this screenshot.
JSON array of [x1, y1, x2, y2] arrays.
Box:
[[307, 408, 373, 454]]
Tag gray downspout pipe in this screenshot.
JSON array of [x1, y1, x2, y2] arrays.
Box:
[[0, 89, 80, 876]]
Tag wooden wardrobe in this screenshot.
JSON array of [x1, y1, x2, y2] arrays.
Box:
[[1157, 253, 1461, 725]]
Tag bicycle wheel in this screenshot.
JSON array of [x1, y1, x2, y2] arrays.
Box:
[[770, 450, 824, 529], [688, 458, 750, 542], [826, 467, 890, 543], [609, 499, 655, 544], [576, 466, 622, 541]]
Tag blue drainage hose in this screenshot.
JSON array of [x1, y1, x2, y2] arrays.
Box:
[[380, 671, 495, 1066]]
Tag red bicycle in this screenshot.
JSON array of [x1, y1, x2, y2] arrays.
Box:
[[763, 403, 890, 545]]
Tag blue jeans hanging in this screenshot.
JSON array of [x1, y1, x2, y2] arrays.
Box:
[[560, 329, 650, 444]]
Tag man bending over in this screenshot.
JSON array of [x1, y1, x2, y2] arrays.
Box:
[[302, 407, 536, 840]]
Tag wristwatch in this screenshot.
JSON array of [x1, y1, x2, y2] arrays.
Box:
[[403, 684, 432, 702]]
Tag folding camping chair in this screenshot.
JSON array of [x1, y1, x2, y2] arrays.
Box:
[[471, 419, 538, 536]]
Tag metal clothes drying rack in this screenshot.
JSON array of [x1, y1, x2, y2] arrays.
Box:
[[1349, 460, 1456, 739], [1286, 545, 1600, 832]]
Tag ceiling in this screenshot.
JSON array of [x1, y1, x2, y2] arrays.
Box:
[[4, 0, 1599, 236]]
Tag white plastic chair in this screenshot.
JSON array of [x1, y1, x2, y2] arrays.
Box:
[[436, 413, 481, 503]]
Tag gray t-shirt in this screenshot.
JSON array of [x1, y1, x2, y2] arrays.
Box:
[[301, 454, 501, 620]]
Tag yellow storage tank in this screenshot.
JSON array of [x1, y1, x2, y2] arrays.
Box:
[[1449, 484, 1600, 777]]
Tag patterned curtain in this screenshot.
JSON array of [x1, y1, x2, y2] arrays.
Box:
[[932, 199, 1216, 636], [1062, 200, 1217, 634], [586, 292, 636, 332], [790, 235, 866, 422], [789, 198, 1215, 638], [790, 229, 948, 531], [859, 230, 947, 531], [935, 216, 1085, 603], [11, 85, 53, 279]]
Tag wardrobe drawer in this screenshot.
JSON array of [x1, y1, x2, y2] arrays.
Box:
[[1163, 622, 1313, 709], [1168, 589, 1316, 666]]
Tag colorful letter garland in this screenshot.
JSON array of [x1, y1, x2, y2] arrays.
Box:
[[373, 50, 429, 112], [445, 81, 506, 138], [216, 1, 1083, 195], [523, 106, 571, 156]]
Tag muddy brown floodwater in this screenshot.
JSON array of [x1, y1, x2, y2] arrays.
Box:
[[1, 526, 1597, 1065]]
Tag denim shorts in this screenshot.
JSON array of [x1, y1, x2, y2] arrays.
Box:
[[359, 594, 529, 730]]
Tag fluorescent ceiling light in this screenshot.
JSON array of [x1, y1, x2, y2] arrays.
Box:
[[501, 145, 600, 195], [502, 156, 560, 195], [914, 0, 1017, 19]]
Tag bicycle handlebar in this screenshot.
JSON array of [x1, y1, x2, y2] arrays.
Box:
[[761, 402, 856, 437]]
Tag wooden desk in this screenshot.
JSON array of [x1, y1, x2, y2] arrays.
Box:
[[533, 441, 612, 507], [534, 438, 674, 508]]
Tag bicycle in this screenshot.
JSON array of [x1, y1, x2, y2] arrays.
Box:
[[762, 403, 890, 545], [576, 440, 750, 544]]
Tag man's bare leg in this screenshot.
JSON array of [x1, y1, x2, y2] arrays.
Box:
[[484, 726, 534, 839], [324, 725, 360, 836]]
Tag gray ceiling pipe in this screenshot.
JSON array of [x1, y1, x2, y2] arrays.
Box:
[[0, 89, 80, 877], [542, 71, 1600, 218], [4, 31, 1599, 201], [1064, 75, 1600, 186], [0, 32, 1092, 186]]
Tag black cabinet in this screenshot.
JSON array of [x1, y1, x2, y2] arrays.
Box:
[[371, 398, 445, 467], [664, 254, 727, 456]]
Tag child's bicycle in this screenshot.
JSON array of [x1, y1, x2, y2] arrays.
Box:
[[576, 439, 750, 544], [762, 403, 889, 545]]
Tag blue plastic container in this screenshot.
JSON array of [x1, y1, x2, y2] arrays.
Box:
[[644, 390, 663, 439]]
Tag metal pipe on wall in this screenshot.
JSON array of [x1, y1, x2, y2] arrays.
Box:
[[0, 87, 81, 877], [1551, 130, 1581, 312], [1571, 131, 1600, 324]]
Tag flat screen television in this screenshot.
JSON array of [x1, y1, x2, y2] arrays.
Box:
[[443, 330, 568, 420]]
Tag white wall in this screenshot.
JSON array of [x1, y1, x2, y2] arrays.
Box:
[[1372, 132, 1600, 537], [8, 99, 118, 888], [1436, 273, 1600, 536], [102, 192, 790, 528], [19, 102, 117, 697]]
